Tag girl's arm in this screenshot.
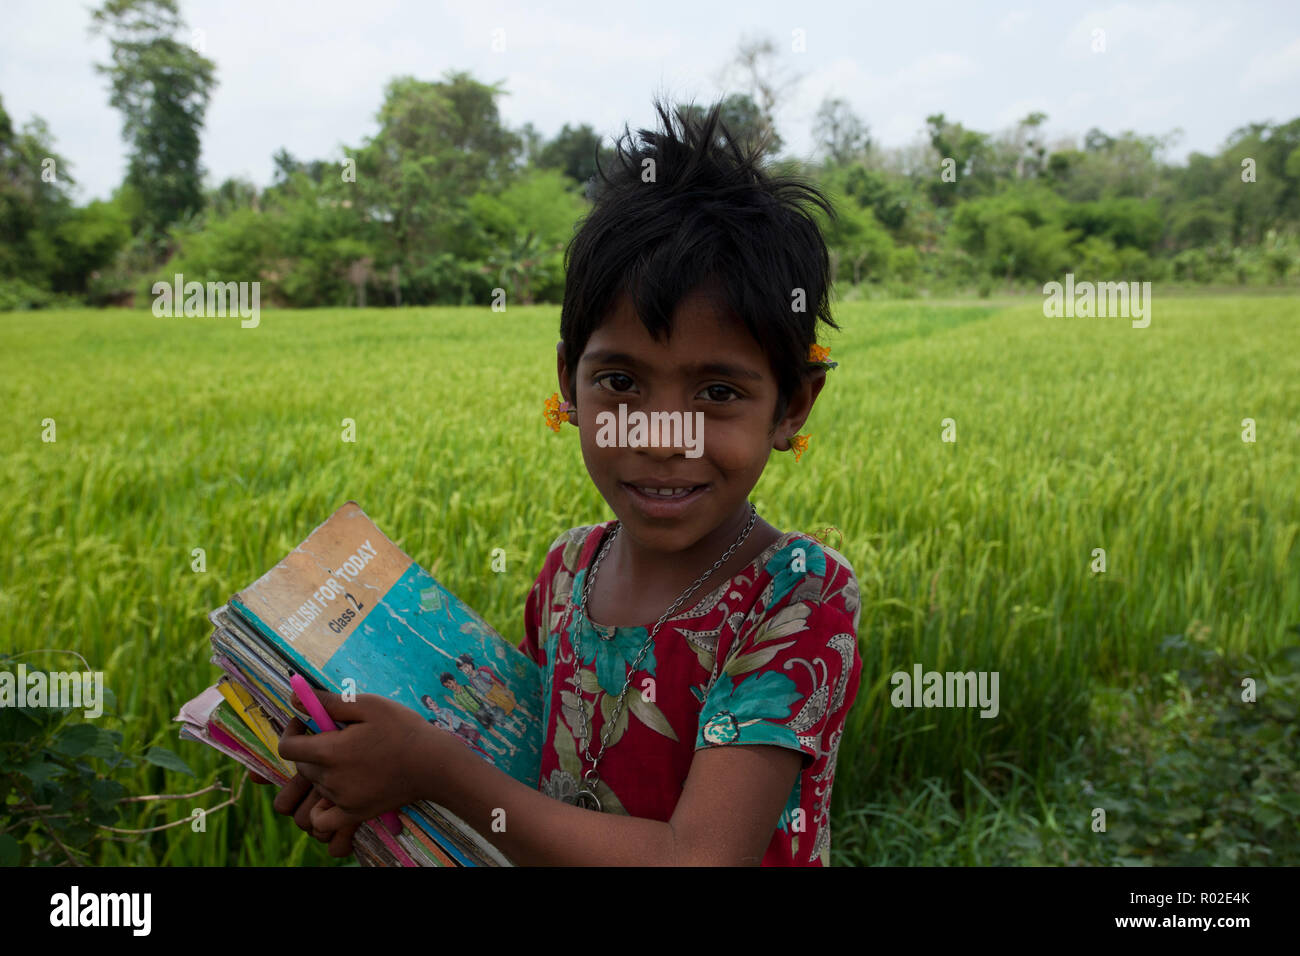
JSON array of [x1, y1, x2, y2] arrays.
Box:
[[408, 723, 803, 866], [280, 688, 802, 865]]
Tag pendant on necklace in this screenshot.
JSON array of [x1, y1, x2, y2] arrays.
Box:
[[573, 768, 604, 811]]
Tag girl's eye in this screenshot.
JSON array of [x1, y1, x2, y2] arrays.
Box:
[[702, 384, 740, 402], [595, 373, 635, 393]]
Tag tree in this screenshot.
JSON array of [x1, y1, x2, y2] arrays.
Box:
[[814, 189, 895, 285], [350, 72, 523, 302], [1084, 128, 1115, 153], [89, 0, 217, 244], [515, 121, 545, 169], [1007, 111, 1048, 179], [716, 35, 800, 158], [270, 149, 329, 188], [49, 200, 132, 293], [0, 96, 127, 295], [925, 113, 992, 205], [813, 97, 870, 166], [0, 98, 74, 279], [950, 186, 1074, 282], [826, 164, 911, 236], [677, 93, 772, 158], [346, 256, 374, 307], [536, 123, 611, 185], [466, 167, 584, 304], [208, 177, 260, 217], [1219, 118, 1300, 242]]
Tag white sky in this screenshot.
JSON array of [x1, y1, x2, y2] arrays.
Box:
[[2, 0, 1298, 201]]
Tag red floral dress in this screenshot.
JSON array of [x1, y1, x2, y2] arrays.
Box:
[[519, 520, 862, 865]]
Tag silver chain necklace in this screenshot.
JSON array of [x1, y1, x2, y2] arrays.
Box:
[[568, 502, 758, 812]]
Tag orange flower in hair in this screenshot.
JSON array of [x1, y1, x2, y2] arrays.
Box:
[[544, 392, 575, 432], [807, 344, 838, 370], [790, 433, 810, 462]]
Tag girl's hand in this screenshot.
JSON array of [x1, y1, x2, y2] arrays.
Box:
[[274, 689, 435, 832], [258, 769, 361, 857]]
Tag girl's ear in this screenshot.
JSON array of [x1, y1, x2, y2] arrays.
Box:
[[773, 370, 827, 449], [556, 341, 574, 406]]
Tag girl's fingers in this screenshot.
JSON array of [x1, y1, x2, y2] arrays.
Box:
[[310, 802, 351, 834], [272, 771, 314, 816], [277, 719, 324, 764], [293, 788, 325, 834], [328, 821, 361, 858]]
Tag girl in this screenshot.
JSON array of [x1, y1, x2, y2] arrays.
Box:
[[266, 99, 863, 866]]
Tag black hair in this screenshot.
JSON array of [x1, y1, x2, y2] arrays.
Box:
[[560, 96, 839, 427], [439, 672, 455, 685]]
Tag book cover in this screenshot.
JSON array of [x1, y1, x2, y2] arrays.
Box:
[[227, 501, 544, 786], [178, 501, 546, 865]]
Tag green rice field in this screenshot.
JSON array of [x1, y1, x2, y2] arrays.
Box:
[[2, 295, 1297, 865]]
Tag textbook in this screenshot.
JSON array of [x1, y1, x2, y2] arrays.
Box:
[[175, 501, 544, 866]]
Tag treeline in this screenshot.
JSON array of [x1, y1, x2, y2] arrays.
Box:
[[1, 1, 1297, 311], [814, 109, 1300, 297]]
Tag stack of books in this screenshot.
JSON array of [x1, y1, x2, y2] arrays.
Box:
[[175, 501, 545, 866]]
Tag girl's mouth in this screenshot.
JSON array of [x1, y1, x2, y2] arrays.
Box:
[[621, 482, 709, 518]]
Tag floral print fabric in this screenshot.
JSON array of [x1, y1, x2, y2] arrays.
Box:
[[519, 521, 863, 865]]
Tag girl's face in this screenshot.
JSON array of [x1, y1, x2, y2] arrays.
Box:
[[558, 286, 822, 558]]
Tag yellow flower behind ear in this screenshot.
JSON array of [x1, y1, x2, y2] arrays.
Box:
[[544, 393, 576, 432], [544, 393, 564, 432], [807, 344, 838, 370], [790, 434, 810, 462]]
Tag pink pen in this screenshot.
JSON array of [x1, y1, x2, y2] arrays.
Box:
[[289, 672, 404, 836]]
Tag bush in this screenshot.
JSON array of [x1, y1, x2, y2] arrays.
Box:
[[1172, 248, 1211, 283], [0, 668, 197, 866], [1086, 637, 1300, 864], [0, 277, 74, 311], [950, 186, 1074, 282], [890, 245, 921, 283], [1073, 235, 1121, 277]]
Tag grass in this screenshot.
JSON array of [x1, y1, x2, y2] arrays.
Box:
[[1, 295, 1297, 865]]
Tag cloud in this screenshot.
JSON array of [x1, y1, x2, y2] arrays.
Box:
[[796, 50, 975, 116], [891, 52, 979, 93], [998, 10, 1030, 33], [1064, 3, 1234, 64], [1239, 36, 1300, 90], [438, 0, 682, 62]]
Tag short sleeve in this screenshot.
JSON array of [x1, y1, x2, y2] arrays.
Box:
[[518, 530, 577, 667], [519, 561, 551, 667], [694, 539, 862, 772]]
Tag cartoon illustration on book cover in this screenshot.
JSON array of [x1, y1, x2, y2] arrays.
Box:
[[322, 566, 543, 781], [420, 694, 500, 759]]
